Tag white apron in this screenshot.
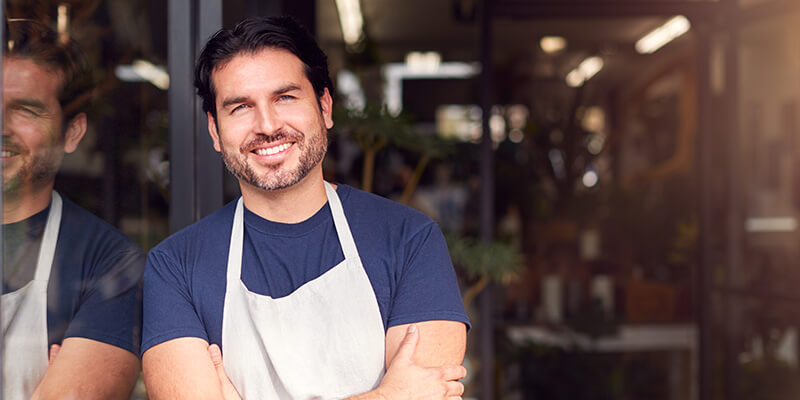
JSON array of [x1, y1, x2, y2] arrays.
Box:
[[221, 182, 385, 400], [1, 191, 61, 400]]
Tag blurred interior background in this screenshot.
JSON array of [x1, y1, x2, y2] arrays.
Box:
[[5, 0, 800, 398]]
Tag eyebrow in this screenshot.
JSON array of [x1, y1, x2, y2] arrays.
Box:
[[220, 84, 303, 109], [8, 98, 47, 112]]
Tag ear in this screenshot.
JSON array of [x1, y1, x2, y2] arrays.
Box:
[[320, 88, 334, 130], [63, 113, 87, 154], [207, 112, 222, 152]]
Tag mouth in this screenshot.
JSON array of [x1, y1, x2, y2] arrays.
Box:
[[251, 142, 294, 157], [1, 150, 19, 158]]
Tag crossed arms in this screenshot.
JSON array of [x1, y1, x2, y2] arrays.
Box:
[[31, 338, 140, 400], [142, 320, 467, 400]]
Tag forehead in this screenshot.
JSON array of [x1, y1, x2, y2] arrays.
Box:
[[211, 48, 310, 98], [2, 57, 62, 103]]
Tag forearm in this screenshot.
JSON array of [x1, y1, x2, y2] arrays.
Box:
[[142, 338, 226, 400], [345, 389, 386, 400], [32, 338, 139, 400]]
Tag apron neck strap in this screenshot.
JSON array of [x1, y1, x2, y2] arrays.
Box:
[[323, 182, 360, 261], [226, 182, 361, 281], [34, 191, 62, 281], [227, 198, 246, 280]]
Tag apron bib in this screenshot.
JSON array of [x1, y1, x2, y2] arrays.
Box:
[[221, 182, 385, 400], [2, 191, 61, 400]]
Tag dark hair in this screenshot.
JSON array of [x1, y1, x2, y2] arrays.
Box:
[[4, 19, 93, 124], [195, 16, 333, 119]]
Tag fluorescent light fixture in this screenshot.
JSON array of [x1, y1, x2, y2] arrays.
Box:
[[540, 36, 567, 54], [636, 15, 691, 54], [335, 0, 364, 46], [745, 217, 798, 233], [57, 4, 70, 42], [115, 59, 169, 90], [565, 56, 604, 88], [405, 51, 442, 73], [383, 62, 480, 115]]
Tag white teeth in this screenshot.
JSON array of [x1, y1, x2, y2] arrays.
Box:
[[254, 143, 291, 156], [1, 151, 13, 157]]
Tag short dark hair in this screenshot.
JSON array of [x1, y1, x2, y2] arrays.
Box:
[[195, 16, 334, 120], [4, 19, 93, 124]]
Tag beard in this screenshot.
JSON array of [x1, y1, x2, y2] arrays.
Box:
[[220, 127, 328, 192], [2, 139, 60, 193]]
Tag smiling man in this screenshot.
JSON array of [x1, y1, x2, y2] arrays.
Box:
[[1, 20, 143, 400], [142, 16, 469, 399]]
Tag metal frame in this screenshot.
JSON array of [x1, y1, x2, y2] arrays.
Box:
[[1, 1, 5, 396], [479, 2, 495, 399], [169, 0, 223, 233]]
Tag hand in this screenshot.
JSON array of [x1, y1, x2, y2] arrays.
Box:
[[48, 344, 60, 366], [375, 324, 467, 400], [208, 344, 243, 400]]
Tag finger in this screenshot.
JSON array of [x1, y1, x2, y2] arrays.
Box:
[[439, 364, 468, 381], [208, 345, 242, 400], [48, 344, 61, 366], [208, 344, 224, 367], [445, 381, 465, 397], [391, 324, 419, 364]]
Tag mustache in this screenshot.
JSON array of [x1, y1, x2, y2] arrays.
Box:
[[241, 131, 304, 152], [1, 138, 25, 154]]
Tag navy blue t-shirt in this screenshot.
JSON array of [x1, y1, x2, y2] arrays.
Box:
[[142, 184, 469, 355], [2, 194, 145, 355]]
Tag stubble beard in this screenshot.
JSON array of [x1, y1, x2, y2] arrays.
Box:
[[2, 140, 61, 194], [221, 127, 328, 192]]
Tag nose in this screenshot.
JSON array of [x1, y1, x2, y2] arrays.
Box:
[[254, 104, 282, 135]]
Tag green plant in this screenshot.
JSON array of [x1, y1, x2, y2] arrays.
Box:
[[445, 234, 523, 308]]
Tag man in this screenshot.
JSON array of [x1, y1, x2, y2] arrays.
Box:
[[2, 19, 143, 399], [142, 16, 469, 399]]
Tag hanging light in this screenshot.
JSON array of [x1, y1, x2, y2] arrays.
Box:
[[636, 16, 691, 54]]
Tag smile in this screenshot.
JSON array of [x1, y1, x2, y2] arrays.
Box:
[[253, 143, 292, 156]]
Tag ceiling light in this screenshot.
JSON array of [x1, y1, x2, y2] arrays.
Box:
[[565, 56, 604, 87], [636, 15, 691, 54], [335, 0, 364, 46], [115, 60, 170, 90], [405, 51, 442, 73], [745, 217, 798, 232], [540, 36, 567, 54], [57, 3, 70, 44]]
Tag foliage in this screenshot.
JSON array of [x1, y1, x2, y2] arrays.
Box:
[[445, 233, 523, 308]]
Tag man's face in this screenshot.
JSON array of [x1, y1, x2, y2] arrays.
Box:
[[208, 48, 333, 192], [1, 57, 70, 193]]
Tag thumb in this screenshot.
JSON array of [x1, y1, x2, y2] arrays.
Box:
[[208, 344, 242, 400], [48, 344, 61, 366], [392, 324, 419, 365], [208, 344, 224, 368]]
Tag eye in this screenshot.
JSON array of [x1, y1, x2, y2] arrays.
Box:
[[11, 105, 41, 117], [277, 94, 295, 102], [231, 104, 249, 113]]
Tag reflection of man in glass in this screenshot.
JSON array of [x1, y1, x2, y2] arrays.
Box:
[[2, 20, 143, 399]]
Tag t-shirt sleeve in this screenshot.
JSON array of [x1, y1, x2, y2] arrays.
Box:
[[386, 222, 470, 330], [63, 246, 144, 355], [141, 248, 208, 356]]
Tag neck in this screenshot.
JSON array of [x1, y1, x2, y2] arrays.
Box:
[[239, 167, 330, 224], [3, 182, 54, 224]]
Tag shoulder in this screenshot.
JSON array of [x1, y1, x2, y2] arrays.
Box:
[[148, 200, 237, 263], [59, 195, 144, 257], [338, 184, 438, 239]]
